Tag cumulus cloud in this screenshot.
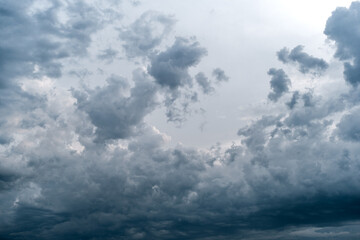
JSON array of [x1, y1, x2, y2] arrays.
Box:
[[148, 37, 207, 89], [277, 45, 329, 74], [73, 70, 158, 142], [267, 68, 291, 102], [118, 13, 227, 124], [1, 1, 360, 240], [147, 37, 211, 123], [119, 11, 176, 58], [324, 1, 360, 87]]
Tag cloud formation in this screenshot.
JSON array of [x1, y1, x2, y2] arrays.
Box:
[[0, 0, 103, 88], [325, 1, 360, 87], [1, 1, 360, 240], [267, 68, 291, 102], [73, 70, 158, 142], [195, 72, 214, 94], [212, 68, 229, 82], [119, 11, 176, 58], [148, 37, 207, 89], [277, 45, 329, 74]]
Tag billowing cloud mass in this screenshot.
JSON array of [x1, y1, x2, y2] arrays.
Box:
[[1, 1, 360, 240], [267, 68, 291, 102], [325, 1, 360, 86], [147, 37, 209, 123], [0, 0, 104, 88], [277, 45, 329, 74], [148, 37, 207, 89], [72, 70, 158, 142]]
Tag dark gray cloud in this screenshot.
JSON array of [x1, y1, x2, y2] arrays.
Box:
[[2, 1, 360, 240], [0, 167, 18, 191], [324, 2, 360, 86], [0, 0, 102, 88], [267, 68, 291, 102], [119, 11, 176, 58], [212, 68, 229, 82], [73, 70, 158, 142], [147, 37, 209, 123], [148, 37, 207, 89], [277, 45, 329, 74], [2, 96, 360, 240], [337, 109, 360, 142]]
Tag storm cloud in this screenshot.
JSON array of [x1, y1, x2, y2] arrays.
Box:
[[1, 1, 360, 240]]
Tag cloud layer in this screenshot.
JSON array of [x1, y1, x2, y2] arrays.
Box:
[[0, 1, 360, 240]]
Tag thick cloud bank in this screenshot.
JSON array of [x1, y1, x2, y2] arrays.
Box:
[[1, 1, 360, 240]]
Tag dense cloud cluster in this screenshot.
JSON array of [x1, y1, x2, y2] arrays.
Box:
[[325, 1, 360, 86], [119, 12, 224, 123], [1, 1, 360, 240], [0, 0, 105, 88], [148, 37, 207, 89], [73, 70, 158, 142]]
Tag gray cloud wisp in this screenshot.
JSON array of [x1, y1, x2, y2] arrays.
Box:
[[277, 45, 329, 74]]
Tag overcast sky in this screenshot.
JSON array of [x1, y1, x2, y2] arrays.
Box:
[[1, 0, 360, 239]]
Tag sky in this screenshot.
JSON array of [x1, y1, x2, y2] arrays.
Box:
[[1, 0, 360, 239]]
